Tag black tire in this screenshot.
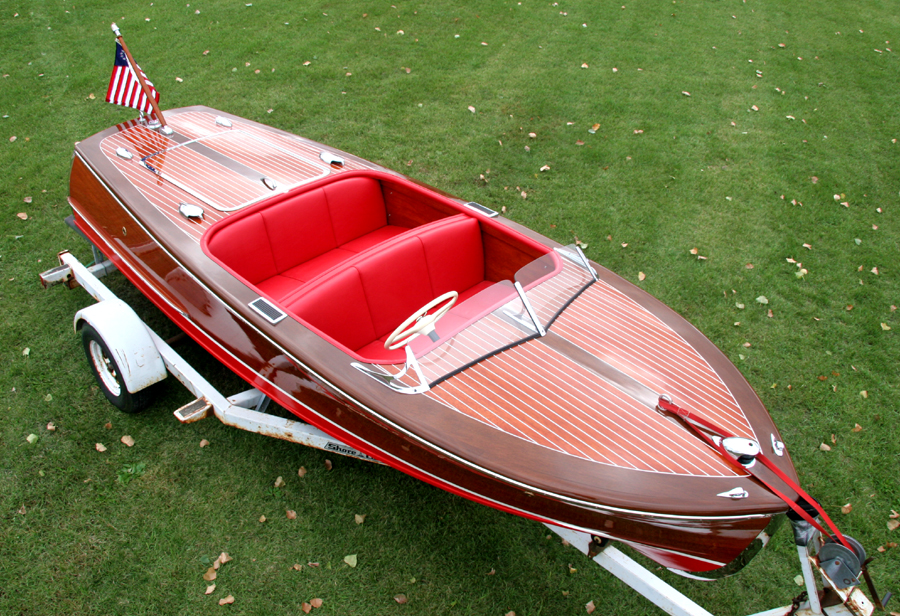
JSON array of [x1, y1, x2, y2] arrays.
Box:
[[81, 323, 156, 413]]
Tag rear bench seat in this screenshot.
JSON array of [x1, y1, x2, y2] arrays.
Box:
[[286, 215, 493, 363], [206, 177, 408, 302]]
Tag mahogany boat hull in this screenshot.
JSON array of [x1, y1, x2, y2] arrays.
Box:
[[66, 107, 800, 574]]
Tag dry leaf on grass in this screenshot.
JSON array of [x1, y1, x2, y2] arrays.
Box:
[[26, 434, 38, 444], [218, 595, 234, 606], [292, 563, 303, 571], [310, 598, 323, 608], [586, 600, 596, 613], [302, 602, 312, 614], [121, 435, 135, 447], [259, 515, 267, 523], [298, 466, 307, 477], [199, 439, 210, 448], [638, 272, 646, 281], [286, 510, 297, 519], [841, 503, 853, 514], [205, 584, 216, 595], [343, 554, 358, 568], [467, 106, 476, 113], [324, 459, 333, 471], [888, 519, 899, 531], [16, 212, 27, 220], [203, 567, 217, 582], [394, 594, 408, 604], [852, 423, 863, 432], [354, 514, 366, 524], [274, 476, 285, 488], [95, 443, 107, 452], [213, 552, 232, 569], [819, 443, 831, 452]]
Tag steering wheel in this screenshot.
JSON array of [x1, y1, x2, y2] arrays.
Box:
[[384, 291, 458, 350]]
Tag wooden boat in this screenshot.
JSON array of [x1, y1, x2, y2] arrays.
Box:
[[66, 106, 801, 576]]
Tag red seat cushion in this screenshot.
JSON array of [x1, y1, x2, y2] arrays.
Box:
[[285, 215, 489, 362], [341, 224, 408, 253], [281, 248, 357, 284], [355, 238, 435, 340], [419, 216, 484, 297], [324, 177, 388, 245], [261, 188, 337, 273], [287, 267, 377, 353], [206, 213, 276, 285]]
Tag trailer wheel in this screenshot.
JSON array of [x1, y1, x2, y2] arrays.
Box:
[[81, 324, 156, 413]]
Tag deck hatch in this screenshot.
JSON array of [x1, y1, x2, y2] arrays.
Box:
[[139, 130, 330, 212], [249, 297, 287, 324]]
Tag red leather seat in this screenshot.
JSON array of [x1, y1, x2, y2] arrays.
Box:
[[287, 215, 490, 363], [205, 177, 407, 301]]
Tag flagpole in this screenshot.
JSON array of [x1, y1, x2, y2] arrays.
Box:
[[110, 22, 167, 128]]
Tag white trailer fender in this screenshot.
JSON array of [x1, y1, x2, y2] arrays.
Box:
[[73, 299, 167, 393]]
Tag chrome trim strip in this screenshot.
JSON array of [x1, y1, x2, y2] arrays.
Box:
[[72, 149, 769, 523], [138, 130, 330, 212]]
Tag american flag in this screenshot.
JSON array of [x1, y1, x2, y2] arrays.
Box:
[[106, 41, 159, 114]]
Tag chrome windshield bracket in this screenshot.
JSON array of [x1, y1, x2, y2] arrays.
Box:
[[351, 345, 430, 394], [574, 245, 599, 281], [556, 245, 598, 281], [514, 281, 546, 336]]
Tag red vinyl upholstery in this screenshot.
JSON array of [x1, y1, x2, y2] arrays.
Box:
[[206, 177, 407, 301], [287, 215, 486, 362]]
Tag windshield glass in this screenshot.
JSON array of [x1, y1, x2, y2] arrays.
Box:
[[357, 245, 596, 391]]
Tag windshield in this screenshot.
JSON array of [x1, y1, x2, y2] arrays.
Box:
[[353, 245, 596, 392]]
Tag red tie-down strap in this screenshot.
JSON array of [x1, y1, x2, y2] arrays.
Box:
[[656, 396, 852, 551]]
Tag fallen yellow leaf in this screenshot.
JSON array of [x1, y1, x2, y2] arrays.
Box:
[[205, 584, 216, 595], [203, 567, 217, 582], [218, 594, 234, 606]]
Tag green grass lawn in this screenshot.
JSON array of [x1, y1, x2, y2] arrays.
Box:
[[1, 1, 897, 614]]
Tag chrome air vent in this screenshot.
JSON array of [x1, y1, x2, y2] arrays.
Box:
[[464, 201, 499, 218], [249, 298, 286, 324]]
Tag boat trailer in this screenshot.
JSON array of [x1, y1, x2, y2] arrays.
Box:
[[40, 249, 888, 616]]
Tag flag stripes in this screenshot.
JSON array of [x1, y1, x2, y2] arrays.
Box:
[[106, 41, 159, 114]]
